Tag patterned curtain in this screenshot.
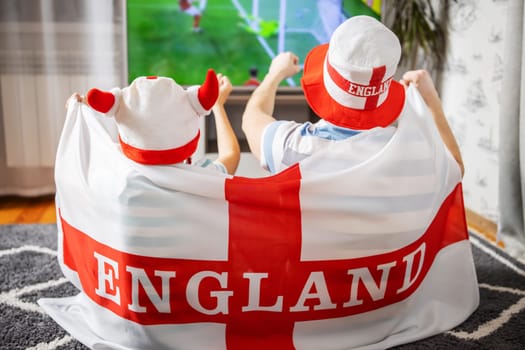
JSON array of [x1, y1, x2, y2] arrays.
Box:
[[0, 0, 125, 196]]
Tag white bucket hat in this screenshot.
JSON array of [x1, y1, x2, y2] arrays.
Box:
[[301, 15, 405, 130]]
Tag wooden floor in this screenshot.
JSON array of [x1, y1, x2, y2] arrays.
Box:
[[0, 195, 57, 224], [0, 195, 500, 246]]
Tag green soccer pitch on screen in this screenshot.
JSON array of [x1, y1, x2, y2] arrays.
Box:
[[126, 0, 381, 87]]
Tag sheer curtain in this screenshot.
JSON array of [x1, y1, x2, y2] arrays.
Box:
[[0, 0, 125, 196], [498, 0, 525, 261]]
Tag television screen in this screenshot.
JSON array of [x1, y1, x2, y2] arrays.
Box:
[[126, 0, 381, 87]]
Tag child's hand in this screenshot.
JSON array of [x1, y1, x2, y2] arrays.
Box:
[[65, 92, 85, 108], [215, 73, 232, 107], [400, 70, 441, 111], [268, 51, 301, 81]]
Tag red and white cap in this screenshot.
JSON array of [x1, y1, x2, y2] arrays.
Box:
[[86, 70, 218, 165], [301, 16, 405, 130]]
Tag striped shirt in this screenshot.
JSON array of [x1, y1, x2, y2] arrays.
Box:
[[261, 119, 397, 173]]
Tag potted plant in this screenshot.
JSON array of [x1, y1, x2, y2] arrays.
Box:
[[383, 0, 452, 70]]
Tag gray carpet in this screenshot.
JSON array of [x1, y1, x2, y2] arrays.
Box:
[[1, 224, 524, 350]]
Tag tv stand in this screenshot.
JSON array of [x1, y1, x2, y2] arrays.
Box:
[[204, 88, 318, 154]]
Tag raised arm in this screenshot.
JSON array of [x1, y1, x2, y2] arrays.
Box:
[[400, 70, 465, 177], [242, 52, 301, 161], [211, 74, 240, 175]]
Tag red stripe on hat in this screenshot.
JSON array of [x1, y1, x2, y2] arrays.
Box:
[[326, 60, 351, 91], [364, 66, 387, 109], [326, 60, 389, 110], [118, 131, 200, 165]]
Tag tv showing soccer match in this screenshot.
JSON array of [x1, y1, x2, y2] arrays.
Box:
[[126, 0, 381, 87]]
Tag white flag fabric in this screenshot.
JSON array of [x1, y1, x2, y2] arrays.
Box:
[[40, 86, 479, 350]]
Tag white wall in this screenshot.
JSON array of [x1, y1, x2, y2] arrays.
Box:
[[440, 0, 508, 222]]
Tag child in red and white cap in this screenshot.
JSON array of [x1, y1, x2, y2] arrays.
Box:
[[70, 70, 239, 175]]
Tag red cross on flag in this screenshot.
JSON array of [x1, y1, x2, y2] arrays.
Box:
[[40, 86, 479, 349]]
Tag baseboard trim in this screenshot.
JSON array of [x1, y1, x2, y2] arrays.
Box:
[[466, 208, 503, 247]]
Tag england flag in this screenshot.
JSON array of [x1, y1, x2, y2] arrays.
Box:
[[39, 86, 479, 350]]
